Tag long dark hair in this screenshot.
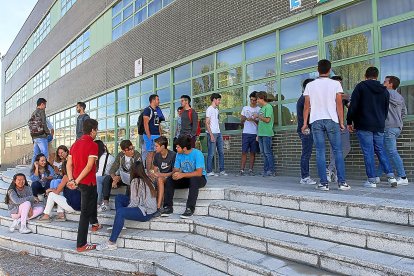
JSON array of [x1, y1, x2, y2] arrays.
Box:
[[95, 140, 108, 172], [61, 160, 68, 176], [55, 145, 69, 163], [31, 153, 51, 176], [130, 160, 156, 198], [5, 173, 29, 204]]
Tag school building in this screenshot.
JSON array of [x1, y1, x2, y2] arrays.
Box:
[[1, 0, 414, 178]]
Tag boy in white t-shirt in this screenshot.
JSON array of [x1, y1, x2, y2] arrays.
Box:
[[206, 93, 227, 177], [238, 91, 261, 176], [302, 59, 350, 191]]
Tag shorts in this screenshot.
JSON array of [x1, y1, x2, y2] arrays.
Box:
[[242, 133, 259, 153], [143, 135, 160, 152]]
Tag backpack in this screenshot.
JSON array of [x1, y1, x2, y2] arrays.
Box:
[[188, 108, 201, 137], [137, 107, 153, 135], [28, 111, 45, 137]]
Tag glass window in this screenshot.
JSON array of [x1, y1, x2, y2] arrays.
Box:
[[377, 0, 414, 20], [332, 59, 374, 91], [193, 55, 214, 76], [148, 0, 162, 16], [107, 117, 115, 129], [98, 107, 106, 118], [89, 98, 98, 110], [280, 103, 298, 126], [157, 87, 171, 103], [280, 19, 318, 50], [130, 113, 139, 126], [117, 87, 127, 101], [141, 77, 153, 92], [129, 82, 140, 97], [122, 17, 134, 34], [381, 19, 414, 51], [174, 63, 190, 82], [326, 31, 372, 61], [380, 51, 414, 82], [123, 4, 133, 18], [400, 85, 414, 115], [157, 71, 170, 88], [107, 92, 116, 103], [218, 67, 243, 88], [245, 33, 276, 60], [141, 93, 150, 107], [112, 13, 122, 27], [174, 81, 191, 100], [164, 0, 174, 6], [117, 115, 127, 128], [323, 0, 372, 36], [129, 96, 140, 111], [247, 81, 277, 101], [282, 46, 318, 72], [135, 0, 146, 10], [217, 44, 242, 68], [134, 7, 147, 25], [246, 58, 276, 82], [281, 73, 311, 101], [118, 100, 127, 113], [192, 74, 214, 95], [113, 1, 123, 15], [98, 95, 106, 106]]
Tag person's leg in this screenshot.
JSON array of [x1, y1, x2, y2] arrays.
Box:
[[356, 130, 376, 182], [88, 185, 99, 226], [102, 175, 113, 204], [43, 192, 57, 215], [96, 176, 104, 205], [299, 133, 313, 179], [263, 136, 275, 173], [190, 136, 196, 149], [312, 120, 328, 185], [240, 134, 248, 171], [109, 207, 152, 243], [77, 185, 92, 248], [341, 129, 351, 159], [17, 201, 31, 226], [215, 133, 225, 172], [32, 139, 41, 164], [373, 132, 394, 178], [38, 138, 49, 161], [31, 181, 44, 198], [206, 133, 215, 173], [325, 121, 346, 184], [249, 135, 259, 171], [156, 177, 166, 209], [144, 135, 158, 170], [258, 137, 267, 173], [187, 176, 207, 210], [384, 128, 406, 177], [28, 206, 44, 220], [50, 192, 76, 213], [163, 177, 176, 208], [115, 194, 130, 210]]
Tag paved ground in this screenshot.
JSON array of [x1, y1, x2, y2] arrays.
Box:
[[0, 247, 150, 276]]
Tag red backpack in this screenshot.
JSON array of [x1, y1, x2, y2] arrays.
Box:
[[188, 108, 201, 137]]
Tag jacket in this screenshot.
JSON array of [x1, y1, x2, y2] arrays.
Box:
[[109, 150, 142, 176], [31, 108, 50, 138], [385, 89, 407, 129]]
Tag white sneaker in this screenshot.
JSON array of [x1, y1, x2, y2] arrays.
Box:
[[397, 177, 409, 186], [9, 218, 21, 232], [219, 171, 228, 176], [97, 203, 110, 213], [96, 241, 117, 251], [107, 226, 126, 231], [374, 177, 381, 184], [300, 177, 317, 185], [338, 183, 351, 191], [207, 172, 218, 177], [326, 170, 332, 183], [388, 177, 398, 188], [363, 181, 377, 188], [19, 225, 32, 234], [316, 184, 329, 191]]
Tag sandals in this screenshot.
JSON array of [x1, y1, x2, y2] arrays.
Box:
[[37, 215, 52, 223], [54, 215, 67, 222]]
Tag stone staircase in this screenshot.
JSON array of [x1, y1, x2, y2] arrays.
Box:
[[0, 166, 413, 275]]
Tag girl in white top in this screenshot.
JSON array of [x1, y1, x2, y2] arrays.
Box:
[[95, 140, 115, 205]]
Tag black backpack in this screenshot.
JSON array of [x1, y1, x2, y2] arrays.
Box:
[[28, 111, 45, 137], [137, 107, 153, 135]]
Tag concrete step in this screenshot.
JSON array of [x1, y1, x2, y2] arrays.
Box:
[[191, 216, 414, 275], [209, 200, 414, 259], [0, 211, 332, 275], [0, 225, 225, 276]]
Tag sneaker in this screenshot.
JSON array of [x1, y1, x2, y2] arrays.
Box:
[[160, 206, 173, 217], [19, 225, 32, 234], [9, 218, 21, 232], [76, 243, 96, 252], [397, 177, 409, 186], [107, 226, 126, 231], [236, 170, 245, 176], [316, 184, 329, 191], [180, 208, 194, 219], [338, 182, 351, 191], [219, 171, 228, 176], [388, 177, 398, 188], [152, 208, 162, 218], [363, 180, 377, 188], [96, 241, 117, 251], [300, 177, 317, 185], [374, 177, 381, 184], [91, 224, 103, 232], [97, 203, 110, 213], [207, 172, 218, 177], [263, 171, 276, 177], [248, 169, 255, 176], [326, 169, 332, 183]]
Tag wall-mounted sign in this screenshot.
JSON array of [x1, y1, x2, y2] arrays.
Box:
[[134, 58, 143, 77], [290, 0, 302, 10]]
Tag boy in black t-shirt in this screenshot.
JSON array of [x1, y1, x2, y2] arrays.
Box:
[[150, 136, 176, 217]]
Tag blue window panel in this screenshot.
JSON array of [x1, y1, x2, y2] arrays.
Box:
[[174, 81, 191, 100], [112, 13, 122, 27], [246, 58, 276, 82], [157, 87, 171, 103], [192, 55, 214, 76], [377, 0, 414, 20], [123, 4, 134, 19], [282, 46, 318, 72], [135, 0, 146, 10], [134, 7, 147, 25], [174, 63, 190, 82], [157, 71, 170, 88], [163, 0, 174, 6], [122, 17, 134, 34], [141, 77, 154, 92], [381, 19, 414, 50], [380, 51, 414, 82], [113, 1, 123, 15], [148, 0, 162, 16], [217, 44, 242, 68], [280, 19, 317, 50], [245, 33, 276, 60]]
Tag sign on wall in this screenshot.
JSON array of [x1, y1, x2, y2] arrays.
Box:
[[290, 0, 302, 10], [134, 58, 143, 77]]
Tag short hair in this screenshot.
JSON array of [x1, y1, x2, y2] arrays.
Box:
[[154, 136, 168, 148], [256, 91, 268, 102], [249, 91, 257, 98], [177, 106, 183, 112], [210, 93, 221, 102], [365, 67, 379, 79], [37, 98, 47, 106], [77, 102, 86, 110], [180, 95, 191, 103], [120, 140, 133, 151], [149, 94, 158, 103], [83, 119, 98, 134], [385, 75, 400, 90], [318, 59, 331, 75], [175, 135, 191, 150], [331, 76, 343, 82], [302, 78, 314, 90]]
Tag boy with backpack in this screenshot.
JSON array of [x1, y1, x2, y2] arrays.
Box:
[[28, 98, 50, 165], [179, 95, 200, 148]]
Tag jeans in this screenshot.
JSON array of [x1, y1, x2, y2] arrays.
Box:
[[96, 175, 105, 204], [312, 119, 346, 184], [32, 138, 48, 164], [356, 130, 394, 182], [377, 128, 406, 178], [102, 175, 130, 201], [298, 132, 313, 179], [50, 179, 62, 190], [164, 176, 207, 210], [328, 128, 351, 174], [31, 180, 51, 197], [206, 133, 225, 173], [77, 184, 98, 248], [109, 195, 153, 242], [258, 136, 275, 173]]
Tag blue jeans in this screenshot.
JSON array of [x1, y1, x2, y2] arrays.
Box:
[[96, 175, 105, 204], [312, 120, 346, 184], [207, 133, 225, 173], [31, 180, 51, 197], [356, 130, 394, 181], [378, 128, 406, 177], [328, 128, 351, 173], [50, 179, 62, 190], [298, 132, 313, 179], [109, 195, 153, 242], [258, 136, 275, 173], [32, 138, 48, 164]]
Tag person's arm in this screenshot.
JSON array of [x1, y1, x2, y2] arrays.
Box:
[[205, 109, 215, 142], [45, 165, 55, 180], [40, 109, 50, 135], [48, 175, 69, 195], [8, 190, 34, 205], [347, 85, 360, 132], [257, 105, 271, 123], [66, 155, 74, 182], [384, 91, 390, 121], [191, 110, 198, 137], [336, 93, 345, 130], [144, 116, 151, 139], [109, 153, 121, 177]]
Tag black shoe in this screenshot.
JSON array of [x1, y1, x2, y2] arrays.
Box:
[[160, 206, 173, 217], [180, 208, 194, 219], [152, 208, 162, 218]]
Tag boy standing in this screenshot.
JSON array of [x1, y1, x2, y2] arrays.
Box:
[[76, 102, 90, 140]]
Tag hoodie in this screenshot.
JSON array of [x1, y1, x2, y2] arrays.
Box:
[[346, 79, 389, 132], [385, 89, 407, 129]]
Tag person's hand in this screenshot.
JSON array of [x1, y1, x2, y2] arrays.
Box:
[[172, 172, 184, 180], [28, 208, 33, 218], [45, 188, 53, 195], [111, 181, 118, 189], [347, 125, 354, 133], [340, 124, 345, 131], [210, 134, 216, 143], [301, 124, 308, 134], [66, 180, 77, 190], [112, 176, 121, 183], [34, 161, 39, 168]]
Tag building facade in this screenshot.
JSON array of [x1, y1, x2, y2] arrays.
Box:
[[2, 0, 414, 179]]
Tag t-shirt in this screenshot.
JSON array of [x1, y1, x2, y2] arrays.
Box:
[[303, 78, 343, 124], [241, 106, 261, 134], [143, 106, 160, 135], [174, 148, 206, 176], [153, 150, 176, 173], [258, 103, 274, 137], [120, 155, 133, 184], [76, 114, 90, 139], [96, 153, 115, 176], [206, 106, 220, 134], [69, 135, 98, 185]]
